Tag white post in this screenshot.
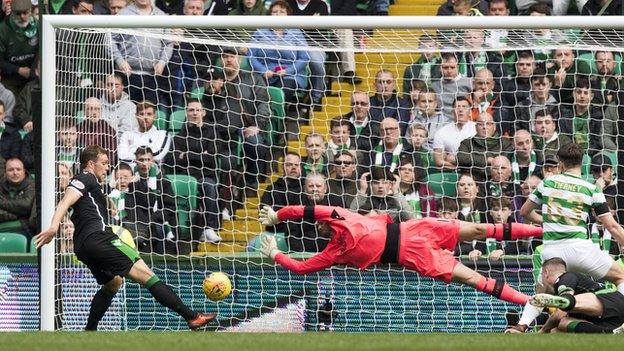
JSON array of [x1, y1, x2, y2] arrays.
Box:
[[40, 17, 57, 331]]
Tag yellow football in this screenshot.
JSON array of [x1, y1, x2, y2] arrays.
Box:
[[203, 272, 232, 301]]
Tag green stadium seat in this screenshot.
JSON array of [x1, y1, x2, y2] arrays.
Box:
[[0, 220, 24, 233], [30, 238, 37, 253], [165, 174, 198, 238], [0, 232, 28, 253], [169, 110, 187, 134], [249, 232, 289, 252], [426, 172, 458, 198], [190, 86, 205, 100], [155, 110, 169, 130]]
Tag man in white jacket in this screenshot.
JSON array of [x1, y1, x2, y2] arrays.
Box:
[[118, 101, 171, 164]]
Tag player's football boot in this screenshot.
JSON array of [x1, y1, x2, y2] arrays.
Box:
[[529, 293, 569, 309], [187, 313, 216, 330], [613, 322, 624, 334]]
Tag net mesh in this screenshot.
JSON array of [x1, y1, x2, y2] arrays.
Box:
[[50, 23, 623, 331]]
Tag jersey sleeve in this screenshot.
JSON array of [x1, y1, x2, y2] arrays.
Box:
[[67, 173, 98, 197], [591, 188, 610, 217], [554, 272, 579, 295], [528, 181, 545, 205], [274, 251, 335, 275], [277, 205, 362, 223]]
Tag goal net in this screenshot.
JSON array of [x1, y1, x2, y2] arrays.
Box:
[[41, 15, 624, 332]]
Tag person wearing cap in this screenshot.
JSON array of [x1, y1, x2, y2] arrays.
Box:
[[541, 154, 560, 180], [0, 0, 37, 95], [591, 153, 615, 193], [349, 166, 417, 223]]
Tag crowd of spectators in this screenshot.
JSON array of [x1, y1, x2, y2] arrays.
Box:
[[0, 0, 622, 258]]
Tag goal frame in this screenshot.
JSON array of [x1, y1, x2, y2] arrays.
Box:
[[40, 14, 624, 331]]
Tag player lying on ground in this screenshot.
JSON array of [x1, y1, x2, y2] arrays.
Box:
[[508, 143, 624, 332], [529, 257, 624, 334], [259, 204, 543, 305], [34, 145, 215, 330]]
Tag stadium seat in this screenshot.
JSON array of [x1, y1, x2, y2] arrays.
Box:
[[426, 172, 458, 198], [0, 232, 28, 253], [169, 110, 187, 134], [0, 220, 24, 233], [155, 110, 169, 130], [30, 238, 37, 253], [190, 86, 205, 100], [248, 232, 289, 252], [165, 174, 198, 238]]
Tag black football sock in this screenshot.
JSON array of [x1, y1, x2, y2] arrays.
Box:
[[569, 321, 612, 333], [85, 288, 117, 331], [146, 276, 196, 321]]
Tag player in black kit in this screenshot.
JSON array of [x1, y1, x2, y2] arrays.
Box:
[[34, 145, 215, 330], [529, 257, 624, 333]]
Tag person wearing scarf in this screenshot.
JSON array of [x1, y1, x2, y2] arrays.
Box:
[[325, 117, 358, 164], [512, 129, 543, 185], [368, 117, 403, 174], [0, 0, 37, 95], [301, 133, 329, 177], [455, 173, 487, 256], [397, 155, 437, 219]]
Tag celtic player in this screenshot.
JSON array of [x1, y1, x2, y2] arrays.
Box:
[[508, 143, 624, 332]]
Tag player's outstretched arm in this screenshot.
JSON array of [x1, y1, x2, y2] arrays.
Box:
[[519, 199, 543, 224], [260, 234, 334, 275], [34, 190, 81, 249]]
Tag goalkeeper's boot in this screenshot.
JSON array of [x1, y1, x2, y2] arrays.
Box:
[[188, 313, 216, 330], [529, 293, 570, 309]]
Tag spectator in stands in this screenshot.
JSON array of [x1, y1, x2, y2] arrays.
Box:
[[432, 96, 476, 170], [19, 130, 32, 171], [501, 51, 535, 115], [403, 123, 432, 176], [402, 34, 442, 94], [437, 196, 459, 220], [98, 0, 128, 14], [286, 0, 328, 109], [350, 166, 417, 222], [118, 101, 171, 164], [591, 153, 615, 193], [59, 218, 74, 254], [593, 51, 618, 151], [553, 0, 586, 15], [485, 0, 510, 49], [260, 151, 304, 233], [0, 99, 20, 160], [469, 68, 505, 127], [513, 173, 541, 223], [76, 97, 118, 164], [328, 0, 361, 86], [286, 172, 342, 252], [541, 154, 560, 179], [71, 0, 95, 15], [467, 196, 512, 261], [301, 133, 328, 177], [0, 74, 14, 123], [229, 0, 265, 14], [249, 1, 310, 104], [367, 117, 404, 173], [559, 77, 602, 155], [369, 69, 410, 133], [0, 0, 37, 95], [457, 111, 512, 181], [0, 157, 36, 237], [343, 90, 378, 152], [112, 0, 173, 107], [512, 129, 542, 185], [550, 48, 582, 104], [406, 79, 428, 113], [108, 162, 133, 222], [458, 29, 504, 80], [582, 0, 622, 15], [457, 172, 486, 223], [327, 150, 358, 209], [155, 0, 183, 14], [221, 47, 271, 192], [397, 154, 436, 218], [532, 108, 571, 159], [100, 73, 137, 134], [511, 68, 558, 134], [56, 117, 80, 174], [407, 89, 450, 150], [57, 163, 73, 191], [325, 117, 358, 164], [436, 0, 488, 15], [484, 155, 520, 199], [125, 146, 177, 254], [432, 53, 472, 119], [168, 0, 218, 110], [11, 61, 35, 131], [165, 99, 224, 243]]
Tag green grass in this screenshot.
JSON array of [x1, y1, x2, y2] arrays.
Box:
[[2, 332, 624, 351]]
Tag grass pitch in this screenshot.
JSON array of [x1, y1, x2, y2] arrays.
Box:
[[3, 332, 623, 351]]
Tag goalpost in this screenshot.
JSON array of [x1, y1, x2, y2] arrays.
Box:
[[40, 15, 624, 332]]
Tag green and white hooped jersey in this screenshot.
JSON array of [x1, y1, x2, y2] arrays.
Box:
[[529, 173, 607, 241]]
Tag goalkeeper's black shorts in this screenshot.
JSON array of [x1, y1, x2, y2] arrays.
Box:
[[570, 291, 624, 330], [74, 228, 141, 285]]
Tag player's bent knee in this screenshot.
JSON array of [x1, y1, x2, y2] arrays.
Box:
[[104, 276, 123, 293], [558, 317, 572, 332]]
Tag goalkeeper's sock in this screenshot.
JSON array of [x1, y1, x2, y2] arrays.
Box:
[[85, 287, 117, 331], [147, 276, 196, 321], [486, 223, 543, 241], [475, 277, 529, 305]]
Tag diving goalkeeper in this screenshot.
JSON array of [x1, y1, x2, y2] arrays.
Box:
[[259, 205, 543, 305]]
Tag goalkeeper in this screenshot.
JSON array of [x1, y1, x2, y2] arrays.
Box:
[[259, 204, 542, 305], [34, 145, 215, 330], [528, 258, 624, 334]]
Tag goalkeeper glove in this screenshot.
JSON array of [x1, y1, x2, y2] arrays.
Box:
[[259, 206, 280, 226], [260, 235, 280, 260]]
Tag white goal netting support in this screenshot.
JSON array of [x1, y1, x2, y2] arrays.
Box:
[[41, 15, 624, 332]]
